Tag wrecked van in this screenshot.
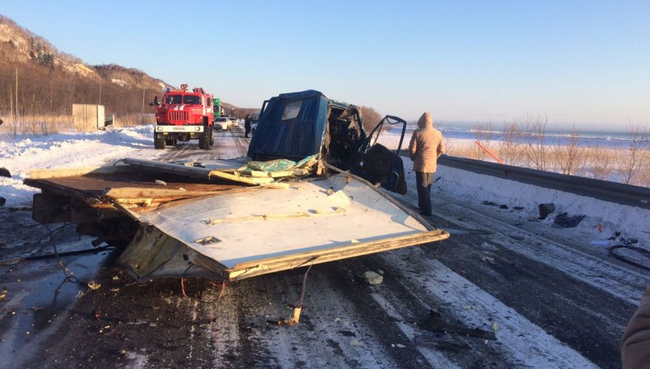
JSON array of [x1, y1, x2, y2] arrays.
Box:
[[24, 90, 448, 282]]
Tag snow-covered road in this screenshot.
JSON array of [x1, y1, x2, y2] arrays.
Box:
[[0, 125, 647, 368]]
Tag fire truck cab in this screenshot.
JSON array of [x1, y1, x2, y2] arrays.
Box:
[[151, 84, 215, 150]]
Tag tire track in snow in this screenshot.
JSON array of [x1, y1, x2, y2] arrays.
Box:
[[378, 249, 599, 368]]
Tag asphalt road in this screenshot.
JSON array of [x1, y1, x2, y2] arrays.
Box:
[[1, 127, 647, 368]]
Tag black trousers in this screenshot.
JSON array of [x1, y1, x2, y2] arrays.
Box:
[[244, 122, 251, 137], [415, 171, 434, 214]]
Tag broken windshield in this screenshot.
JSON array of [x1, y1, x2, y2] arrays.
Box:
[[281, 100, 303, 120]]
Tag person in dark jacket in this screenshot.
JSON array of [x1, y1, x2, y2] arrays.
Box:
[[408, 112, 445, 216], [244, 115, 252, 138]]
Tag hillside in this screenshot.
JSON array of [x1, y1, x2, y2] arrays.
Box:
[[0, 15, 170, 117]]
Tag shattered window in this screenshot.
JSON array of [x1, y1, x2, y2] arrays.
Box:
[[281, 101, 302, 121]]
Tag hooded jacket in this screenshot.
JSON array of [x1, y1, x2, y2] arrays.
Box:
[[409, 112, 445, 173]]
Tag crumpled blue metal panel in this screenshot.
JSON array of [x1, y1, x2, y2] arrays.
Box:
[[247, 90, 329, 161]]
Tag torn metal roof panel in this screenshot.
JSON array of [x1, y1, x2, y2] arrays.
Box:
[[118, 173, 448, 281]]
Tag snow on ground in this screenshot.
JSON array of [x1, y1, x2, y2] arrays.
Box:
[[2, 124, 647, 249], [434, 165, 650, 250], [0, 125, 163, 206], [377, 129, 650, 251]]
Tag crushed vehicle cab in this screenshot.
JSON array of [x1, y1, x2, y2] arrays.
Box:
[[151, 84, 215, 150], [24, 90, 448, 283], [248, 90, 407, 194]]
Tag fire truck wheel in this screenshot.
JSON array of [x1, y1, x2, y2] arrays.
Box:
[[199, 126, 212, 150], [209, 127, 215, 145], [154, 133, 166, 149]]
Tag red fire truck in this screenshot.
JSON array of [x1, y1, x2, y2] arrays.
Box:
[[151, 84, 215, 150]]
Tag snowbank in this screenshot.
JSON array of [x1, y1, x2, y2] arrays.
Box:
[[0, 125, 159, 206], [435, 164, 650, 250]]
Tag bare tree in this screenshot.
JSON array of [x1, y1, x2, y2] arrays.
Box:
[[359, 106, 382, 133], [617, 124, 649, 184], [588, 143, 615, 181], [522, 114, 549, 171], [473, 121, 493, 160], [551, 126, 585, 175], [499, 121, 523, 166]]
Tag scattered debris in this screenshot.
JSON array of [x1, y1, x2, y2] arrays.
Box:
[[414, 336, 471, 351], [363, 271, 383, 285], [513, 206, 524, 211], [553, 212, 586, 228], [538, 203, 556, 220], [349, 340, 364, 347], [499, 205, 508, 210], [394, 343, 406, 348], [481, 256, 496, 265], [87, 281, 101, 290], [480, 242, 499, 251], [589, 240, 610, 246], [463, 305, 474, 310], [491, 322, 500, 332], [260, 182, 290, 190], [278, 307, 302, 326], [0, 288, 7, 300], [194, 236, 220, 245], [154, 180, 167, 186], [608, 245, 650, 271], [421, 310, 497, 340]]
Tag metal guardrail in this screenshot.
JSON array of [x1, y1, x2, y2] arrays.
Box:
[[398, 150, 650, 210], [438, 155, 650, 210]]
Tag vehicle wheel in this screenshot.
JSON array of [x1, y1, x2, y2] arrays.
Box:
[[166, 136, 176, 146], [209, 127, 215, 145], [199, 126, 212, 149], [154, 133, 166, 149]]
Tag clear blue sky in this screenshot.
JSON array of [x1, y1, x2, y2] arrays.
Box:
[[2, 1, 649, 129]]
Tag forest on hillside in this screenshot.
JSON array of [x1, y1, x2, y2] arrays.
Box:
[[0, 15, 166, 122], [0, 57, 158, 119]]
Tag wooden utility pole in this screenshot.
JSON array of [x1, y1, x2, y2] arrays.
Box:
[[15, 68, 18, 122], [9, 90, 13, 122]]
